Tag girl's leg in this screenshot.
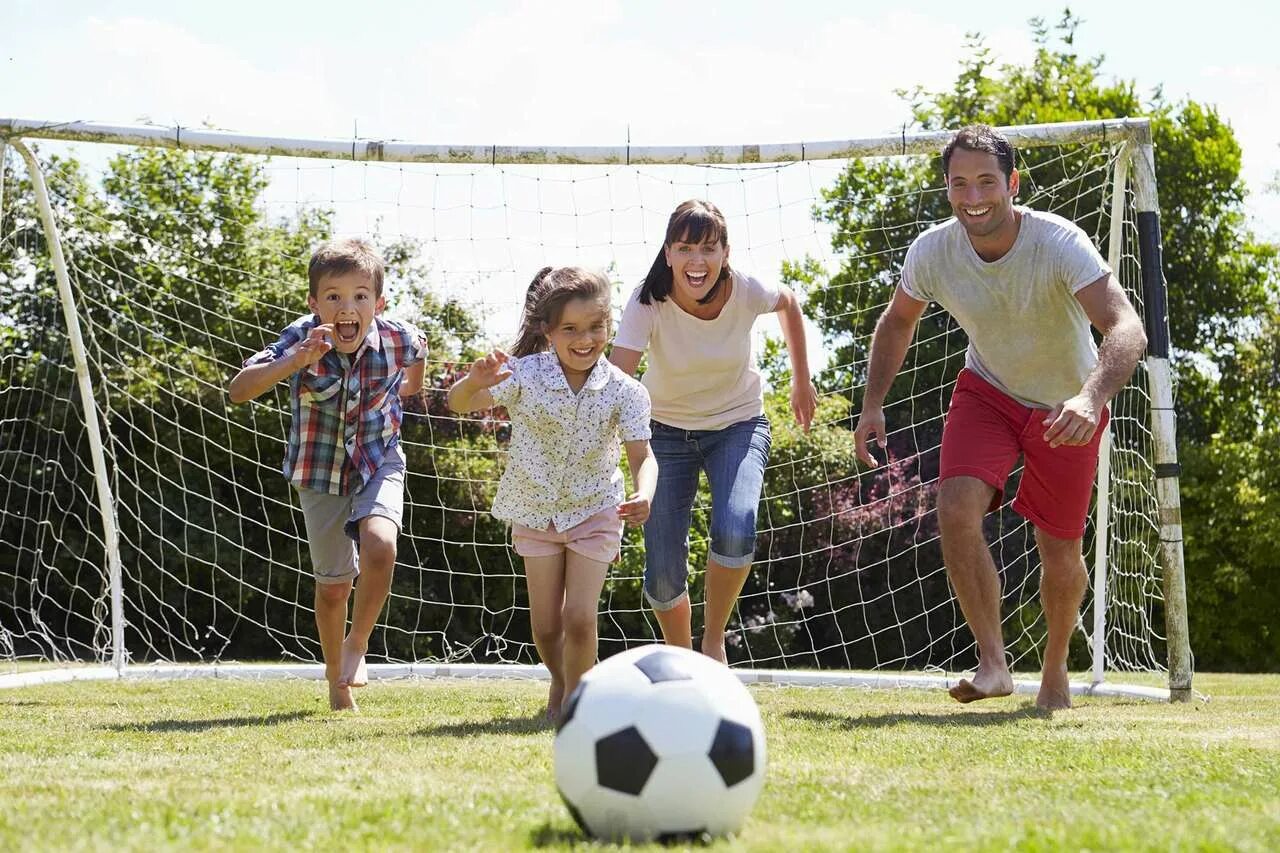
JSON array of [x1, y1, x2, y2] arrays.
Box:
[[523, 553, 568, 719], [560, 550, 610, 709], [701, 416, 772, 663]]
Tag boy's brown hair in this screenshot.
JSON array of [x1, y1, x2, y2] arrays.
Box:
[[308, 238, 385, 298]]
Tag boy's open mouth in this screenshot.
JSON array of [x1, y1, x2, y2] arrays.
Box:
[[336, 321, 361, 344]]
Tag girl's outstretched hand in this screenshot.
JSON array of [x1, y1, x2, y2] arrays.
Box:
[[617, 493, 651, 525], [468, 350, 513, 387]]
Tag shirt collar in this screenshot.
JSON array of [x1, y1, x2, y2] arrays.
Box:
[[533, 351, 610, 393]]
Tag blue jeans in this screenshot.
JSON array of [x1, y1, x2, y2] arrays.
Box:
[[642, 415, 772, 610]]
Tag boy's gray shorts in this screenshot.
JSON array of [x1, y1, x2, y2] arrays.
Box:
[[295, 457, 405, 584]]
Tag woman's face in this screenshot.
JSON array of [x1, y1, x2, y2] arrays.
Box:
[[664, 231, 729, 302]]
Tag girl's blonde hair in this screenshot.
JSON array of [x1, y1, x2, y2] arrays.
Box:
[[510, 266, 613, 358]]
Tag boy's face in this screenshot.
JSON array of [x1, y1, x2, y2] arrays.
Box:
[[307, 271, 384, 354]]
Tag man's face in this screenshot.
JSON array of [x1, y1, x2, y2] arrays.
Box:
[[945, 147, 1019, 240]]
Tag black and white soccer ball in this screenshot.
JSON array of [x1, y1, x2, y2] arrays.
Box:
[[553, 644, 766, 842]]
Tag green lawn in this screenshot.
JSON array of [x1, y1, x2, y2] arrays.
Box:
[[1, 673, 1277, 851]]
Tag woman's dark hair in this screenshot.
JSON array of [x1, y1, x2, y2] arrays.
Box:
[[510, 266, 613, 358], [638, 199, 733, 306]]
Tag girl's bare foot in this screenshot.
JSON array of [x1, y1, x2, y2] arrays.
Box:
[[547, 679, 566, 722]]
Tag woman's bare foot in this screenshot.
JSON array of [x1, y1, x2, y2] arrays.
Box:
[[339, 638, 368, 688], [547, 679, 566, 722], [949, 662, 1014, 703], [1035, 664, 1073, 710], [329, 681, 358, 712]]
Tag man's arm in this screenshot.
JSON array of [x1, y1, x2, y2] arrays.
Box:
[[854, 286, 928, 467], [1041, 273, 1148, 448]]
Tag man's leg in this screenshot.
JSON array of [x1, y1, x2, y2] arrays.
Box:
[[1033, 528, 1086, 710], [938, 476, 1013, 703], [341, 515, 398, 688]]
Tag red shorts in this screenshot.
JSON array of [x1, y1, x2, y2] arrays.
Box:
[[939, 369, 1109, 539]]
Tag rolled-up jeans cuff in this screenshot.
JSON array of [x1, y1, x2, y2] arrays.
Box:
[[709, 550, 753, 569], [645, 587, 689, 612]]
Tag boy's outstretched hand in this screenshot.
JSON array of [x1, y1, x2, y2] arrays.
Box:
[[292, 324, 333, 369], [617, 493, 651, 525], [468, 350, 513, 387]]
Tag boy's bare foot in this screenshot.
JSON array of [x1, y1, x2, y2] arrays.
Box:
[[949, 663, 1014, 704], [547, 679, 566, 722], [700, 636, 727, 665], [339, 638, 369, 688], [329, 682, 358, 712], [1035, 664, 1073, 711]]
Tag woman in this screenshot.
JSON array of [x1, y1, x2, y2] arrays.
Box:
[[609, 199, 817, 663]]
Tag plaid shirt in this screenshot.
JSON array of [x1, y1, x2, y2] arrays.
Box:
[[244, 314, 428, 495]]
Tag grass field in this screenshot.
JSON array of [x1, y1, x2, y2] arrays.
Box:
[[1, 672, 1277, 851]]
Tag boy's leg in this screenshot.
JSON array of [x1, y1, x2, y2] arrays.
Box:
[[315, 580, 356, 711], [523, 552, 568, 719], [296, 485, 360, 710], [561, 550, 610, 709], [341, 514, 398, 687], [340, 458, 406, 688]]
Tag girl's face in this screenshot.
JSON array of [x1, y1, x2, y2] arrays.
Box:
[[546, 296, 609, 374], [664, 231, 729, 302]]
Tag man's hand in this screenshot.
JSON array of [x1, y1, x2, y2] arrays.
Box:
[[291, 324, 333, 369], [1042, 393, 1103, 448], [466, 350, 513, 388], [854, 405, 887, 467], [617, 493, 651, 525]]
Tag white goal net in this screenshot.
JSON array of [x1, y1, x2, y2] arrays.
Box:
[[0, 119, 1188, 691]]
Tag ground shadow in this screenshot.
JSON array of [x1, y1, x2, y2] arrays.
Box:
[[530, 822, 714, 848], [414, 712, 549, 738], [102, 709, 316, 733], [787, 704, 1049, 729]]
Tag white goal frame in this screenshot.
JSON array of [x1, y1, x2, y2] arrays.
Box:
[[0, 116, 1191, 702]]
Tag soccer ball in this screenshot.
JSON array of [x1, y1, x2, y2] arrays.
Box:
[[553, 644, 766, 842]]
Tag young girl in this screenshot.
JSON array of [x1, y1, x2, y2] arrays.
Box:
[[609, 200, 818, 663], [447, 266, 657, 720]]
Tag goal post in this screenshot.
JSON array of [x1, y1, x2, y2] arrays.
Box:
[[0, 116, 1191, 699]]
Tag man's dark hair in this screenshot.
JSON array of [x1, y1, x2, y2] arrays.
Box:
[[942, 124, 1016, 182]]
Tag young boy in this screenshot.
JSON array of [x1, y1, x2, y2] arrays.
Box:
[[229, 238, 427, 711]]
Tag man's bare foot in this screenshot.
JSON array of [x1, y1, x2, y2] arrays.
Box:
[[339, 638, 368, 688], [547, 679, 565, 723], [949, 663, 1014, 704], [329, 682, 358, 712], [700, 636, 727, 665], [1036, 664, 1073, 710]]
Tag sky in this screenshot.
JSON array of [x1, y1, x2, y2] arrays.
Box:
[[2, 0, 1276, 343]]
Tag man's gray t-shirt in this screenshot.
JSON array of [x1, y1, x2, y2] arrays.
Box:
[[899, 207, 1110, 409]]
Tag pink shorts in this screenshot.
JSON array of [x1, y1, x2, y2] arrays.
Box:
[[510, 507, 623, 565], [939, 369, 1109, 540]]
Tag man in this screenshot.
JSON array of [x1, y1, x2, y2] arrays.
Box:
[[854, 125, 1147, 710]]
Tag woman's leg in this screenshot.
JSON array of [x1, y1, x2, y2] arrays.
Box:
[[700, 416, 772, 663], [643, 423, 702, 647]]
